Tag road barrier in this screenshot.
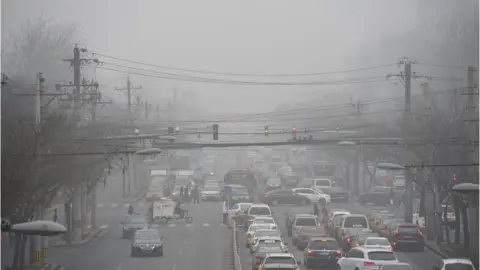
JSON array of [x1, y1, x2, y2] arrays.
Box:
[[229, 218, 242, 270]]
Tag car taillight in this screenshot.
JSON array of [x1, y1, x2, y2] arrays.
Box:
[[393, 229, 400, 236], [346, 237, 351, 242], [388, 247, 392, 251], [418, 229, 423, 237], [253, 240, 257, 245], [364, 261, 376, 267], [307, 249, 313, 254], [335, 250, 341, 255]]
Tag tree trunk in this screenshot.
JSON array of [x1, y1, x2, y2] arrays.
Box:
[[461, 202, 469, 249], [443, 206, 451, 245], [454, 196, 461, 244]]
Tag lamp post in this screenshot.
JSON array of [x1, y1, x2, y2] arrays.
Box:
[[337, 141, 363, 195]]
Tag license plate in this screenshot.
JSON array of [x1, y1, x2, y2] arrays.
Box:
[[320, 251, 329, 255], [404, 236, 412, 239]]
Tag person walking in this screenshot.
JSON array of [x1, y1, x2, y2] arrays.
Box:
[[222, 200, 228, 225], [192, 186, 200, 204]]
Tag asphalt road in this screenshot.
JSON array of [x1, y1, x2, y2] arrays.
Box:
[[48, 149, 233, 270], [237, 199, 444, 270]]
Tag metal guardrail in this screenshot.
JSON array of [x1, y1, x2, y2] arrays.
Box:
[[229, 219, 242, 270]]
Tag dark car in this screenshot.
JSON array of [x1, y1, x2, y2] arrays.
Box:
[[388, 223, 424, 251], [130, 228, 164, 257], [322, 186, 349, 202], [303, 237, 342, 269], [295, 227, 328, 250], [280, 173, 301, 188], [358, 186, 392, 206], [265, 178, 282, 192], [260, 189, 310, 206], [121, 214, 148, 239]]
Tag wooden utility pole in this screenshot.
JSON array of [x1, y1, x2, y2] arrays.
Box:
[[115, 76, 142, 114]]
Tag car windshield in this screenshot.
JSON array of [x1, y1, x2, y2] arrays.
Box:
[[135, 230, 159, 240], [445, 263, 474, 270], [255, 231, 279, 237], [344, 217, 368, 228], [264, 257, 296, 265], [365, 238, 390, 245], [315, 179, 331, 186], [309, 240, 339, 250], [295, 218, 317, 226], [367, 251, 396, 261], [126, 216, 147, 224], [250, 207, 271, 216], [258, 246, 283, 253]]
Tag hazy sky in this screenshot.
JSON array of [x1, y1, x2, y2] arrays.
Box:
[[2, 0, 422, 114]]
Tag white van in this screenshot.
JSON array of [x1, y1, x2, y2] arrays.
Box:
[[312, 178, 333, 191]]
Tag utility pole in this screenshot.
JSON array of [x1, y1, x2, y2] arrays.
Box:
[[387, 57, 416, 223], [35, 73, 44, 266], [115, 76, 142, 114]]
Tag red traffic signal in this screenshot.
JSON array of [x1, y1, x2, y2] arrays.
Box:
[[292, 128, 297, 133]]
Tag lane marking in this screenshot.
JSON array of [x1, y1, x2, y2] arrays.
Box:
[[185, 223, 193, 227], [202, 223, 210, 227], [116, 263, 122, 270], [97, 204, 104, 208], [168, 224, 176, 227], [124, 204, 130, 207], [99, 225, 108, 229], [111, 203, 118, 207]]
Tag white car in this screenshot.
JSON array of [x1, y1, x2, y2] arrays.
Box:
[[250, 230, 282, 252], [252, 216, 276, 226], [259, 253, 301, 270], [247, 224, 278, 237], [292, 188, 331, 204], [337, 247, 398, 270], [363, 237, 392, 251], [228, 203, 253, 220], [433, 258, 475, 270]]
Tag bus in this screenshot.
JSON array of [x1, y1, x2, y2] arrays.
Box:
[[287, 148, 307, 172], [224, 169, 257, 195]]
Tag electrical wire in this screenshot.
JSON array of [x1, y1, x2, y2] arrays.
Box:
[[95, 65, 388, 86], [91, 51, 396, 77], [416, 62, 474, 70]]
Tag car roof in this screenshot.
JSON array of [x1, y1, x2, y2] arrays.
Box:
[[295, 214, 316, 218], [257, 236, 282, 240], [353, 247, 395, 253], [443, 258, 474, 264], [344, 214, 368, 218], [265, 253, 294, 257], [254, 216, 274, 220]]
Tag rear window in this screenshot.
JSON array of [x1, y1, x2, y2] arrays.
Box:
[[264, 257, 296, 265], [250, 207, 271, 216], [258, 246, 283, 253], [398, 226, 419, 234], [367, 251, 396, 261], [254, 218, 274, 224], [309, 240, 339, 250], [295, 218, 317, 226], [365, 238, 390, 246], [344, 216, 368, 228], [445, 263, 474, 270], [256, 231, 279, 238], [315, 179, 331, 186]]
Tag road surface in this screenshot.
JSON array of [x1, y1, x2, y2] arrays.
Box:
[[48, 150, 232, 270]]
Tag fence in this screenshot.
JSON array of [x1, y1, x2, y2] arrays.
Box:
[[229, 218, 242, 270]]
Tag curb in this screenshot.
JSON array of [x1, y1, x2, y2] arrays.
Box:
[[51, 227, 107, 247]]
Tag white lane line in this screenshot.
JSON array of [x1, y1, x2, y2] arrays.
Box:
[[116, 263, 122, 270], [168, 224, 176, 227], [111, 203, 118, 207], [202, 223, 210, 227], [97, 204, 104, 207], [100, 225, 108, 230], [124, 204, 130, 207], [185, 223, 193, 227]]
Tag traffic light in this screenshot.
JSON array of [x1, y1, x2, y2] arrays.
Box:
[[167, 127, 174, 134], [212, 124, 219, 140], [264, 126, 269, 137], [292, 127, 297, 139]]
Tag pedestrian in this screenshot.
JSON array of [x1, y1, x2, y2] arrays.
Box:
[[180, 186, 184, 199], [53, 208, 58, 223], [192, 186, 200, 204], [390, 188, 395, 205], [185, 186, 190, 202], [222, 200, 228, 225]]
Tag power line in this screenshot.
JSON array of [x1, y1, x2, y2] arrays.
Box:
[[95, 65, 387, 86], [92, 51, 396, 77], [416, 62, 473, 70]]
